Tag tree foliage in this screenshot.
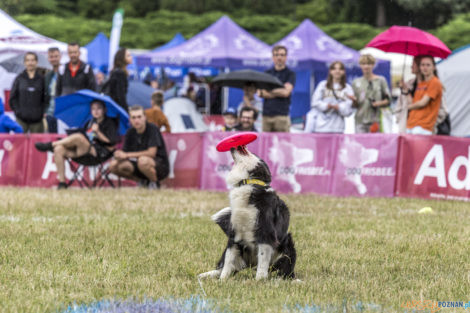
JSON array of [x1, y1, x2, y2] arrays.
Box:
[[7, 0, 470, 51], [4, 0, 470, 29]]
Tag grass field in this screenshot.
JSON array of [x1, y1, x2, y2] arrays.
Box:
[[1, 187, 469, 313]]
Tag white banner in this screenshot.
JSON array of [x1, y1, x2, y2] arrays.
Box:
[[108, 9, 124, 72]]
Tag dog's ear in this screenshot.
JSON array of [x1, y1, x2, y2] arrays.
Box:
[[248, 158, 272, 184]]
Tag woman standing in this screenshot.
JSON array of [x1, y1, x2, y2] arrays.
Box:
[[395, 56, 422, 134], [351, 54, 391, 133], [109, 48, 132, 112], [9, 52, 47, 133], [406, 55, 443, 135], [304, 61, 353, 133]]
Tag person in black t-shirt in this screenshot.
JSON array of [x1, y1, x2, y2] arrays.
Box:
[[109, 105, 169, 189], [35, 100, 118, 189], [258, 45, 296, 132]]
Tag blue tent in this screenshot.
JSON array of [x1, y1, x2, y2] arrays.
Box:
[[85, 32, 110, 73], [151, 33, 185, 52]]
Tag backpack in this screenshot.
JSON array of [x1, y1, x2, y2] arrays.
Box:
[[98, 77, 111, 95], [98, 69, 115, 95], [436, 114, 451, 135]]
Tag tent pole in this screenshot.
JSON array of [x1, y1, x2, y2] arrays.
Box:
[[222, 67, 230, 113]]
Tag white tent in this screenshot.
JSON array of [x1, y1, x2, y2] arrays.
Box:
[[0, 9, 87, 67], [0, 9, 69, 63], [437, 46, 470, 136], [0, 9, 88, 100], [163, 97, 208, 133], [0, 65, 16, 102]]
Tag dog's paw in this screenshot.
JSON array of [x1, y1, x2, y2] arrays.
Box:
[[255, 271, 268, 281], [198, 270, 221, 279]]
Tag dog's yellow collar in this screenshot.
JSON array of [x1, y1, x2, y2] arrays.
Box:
[[237, 179, 268, 187]]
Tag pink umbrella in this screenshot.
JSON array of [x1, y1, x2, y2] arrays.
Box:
[[366, 26, 451, 59]]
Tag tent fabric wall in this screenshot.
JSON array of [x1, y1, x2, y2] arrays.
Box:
[[85, 32, 110, 73], [0, 9, 86, 64], [135, 16, 272, 68], [437, 48, 470, 136], [151, 33, 185, 53]]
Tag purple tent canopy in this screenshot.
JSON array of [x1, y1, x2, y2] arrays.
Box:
[[135, 16, 272, 68], [275, 19, 359, 70]]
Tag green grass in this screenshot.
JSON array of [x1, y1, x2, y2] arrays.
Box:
[[0, 187, 469, 312]]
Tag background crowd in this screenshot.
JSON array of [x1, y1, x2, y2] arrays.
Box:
[[0, 38, 449, 189]]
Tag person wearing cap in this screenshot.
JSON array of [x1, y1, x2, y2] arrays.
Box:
[[221, 107, 238, 131]]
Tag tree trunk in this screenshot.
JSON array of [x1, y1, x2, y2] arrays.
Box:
[[376, 0, 386, 27]]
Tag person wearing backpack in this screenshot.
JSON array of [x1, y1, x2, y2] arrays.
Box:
[[107, 48, 132, 112], [56, 42, 96, 96]]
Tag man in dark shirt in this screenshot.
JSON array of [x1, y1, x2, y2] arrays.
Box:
[[45, 47, 61, 133], [258, 45, 296, 132], [109, 105, 169, 189], [56, 42, 96, 96], [235, 106, 258, 132]]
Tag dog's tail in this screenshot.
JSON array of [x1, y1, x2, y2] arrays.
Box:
[[211, 207, 232, 236], [272, 232, 296, 279]]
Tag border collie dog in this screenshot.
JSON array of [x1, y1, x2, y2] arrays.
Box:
[[199, 145, 296, 280]]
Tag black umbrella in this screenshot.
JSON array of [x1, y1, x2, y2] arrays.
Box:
[[212, 69, 283, 90]]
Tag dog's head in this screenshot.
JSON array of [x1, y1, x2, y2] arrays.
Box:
[[226, 145, 271, 187]]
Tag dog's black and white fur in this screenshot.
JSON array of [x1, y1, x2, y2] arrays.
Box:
[[199, 145, 296, 280]]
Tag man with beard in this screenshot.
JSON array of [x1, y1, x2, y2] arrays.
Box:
[[235, 106, 258, 132], [56, 42, 96, 96]]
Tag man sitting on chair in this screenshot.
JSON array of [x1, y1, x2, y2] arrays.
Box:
[[35, 100, 118, 189], [109, 105, 169, 189]]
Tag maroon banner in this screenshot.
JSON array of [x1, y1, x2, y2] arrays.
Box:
[[331, 134, 399, 197], [396, 135, 470, 201], [0, 135, 29, 186], [162, 133, 203, 188], [25, 134, 131, 188], [22, 134, 203, 189], [3, 132, 470, 202]]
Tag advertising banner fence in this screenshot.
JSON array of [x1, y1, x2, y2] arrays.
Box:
[[1, 133, 470, 202], [396, 135, 470, 201]]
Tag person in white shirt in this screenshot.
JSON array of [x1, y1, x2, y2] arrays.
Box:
[[304, 61, 354, 133]]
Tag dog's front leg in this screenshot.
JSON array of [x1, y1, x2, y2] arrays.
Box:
[[220, 246, 239, 280], [198, 269, 221, 279], [256, 244, 274, 280]]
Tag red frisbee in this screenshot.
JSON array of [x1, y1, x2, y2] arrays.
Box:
[[216, 132, 258, 152]]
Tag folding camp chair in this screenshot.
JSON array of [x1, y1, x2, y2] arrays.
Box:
[[66, 153, 118, 188], [65, 117, 121, 188]]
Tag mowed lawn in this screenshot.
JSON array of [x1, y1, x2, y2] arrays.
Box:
[[0, 187, 469, 313]]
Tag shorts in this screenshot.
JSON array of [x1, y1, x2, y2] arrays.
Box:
[[406, 126, 432, 135], [262, 115, 290, 132], [72, 143, 113, 165], [130, 157, 169, 181]]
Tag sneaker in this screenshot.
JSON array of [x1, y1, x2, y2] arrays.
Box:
[[35, 142, 54, 152], [57, 182, 67, 190], [148, 181, 159, 190]]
